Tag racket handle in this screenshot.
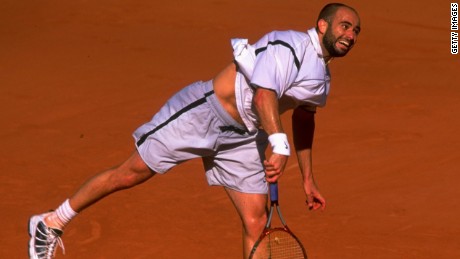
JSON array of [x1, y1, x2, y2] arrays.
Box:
[[269, 183, 278, 203]]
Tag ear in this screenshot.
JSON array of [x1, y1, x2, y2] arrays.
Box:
[[317, 19, 328, 34]]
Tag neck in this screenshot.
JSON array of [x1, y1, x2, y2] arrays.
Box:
[[324, 56, 334, 65], [319, 43, 332, 64]]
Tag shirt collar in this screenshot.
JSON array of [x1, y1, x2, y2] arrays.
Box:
[[307, 28, 323, 58]]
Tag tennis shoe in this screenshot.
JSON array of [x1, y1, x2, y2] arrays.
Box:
[[28, 213, 65, 259]]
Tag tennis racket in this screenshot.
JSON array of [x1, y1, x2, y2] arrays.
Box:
[[249, 183, 307, 259]]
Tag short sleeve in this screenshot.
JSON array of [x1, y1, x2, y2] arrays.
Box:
[[250, 42, 298, 98]]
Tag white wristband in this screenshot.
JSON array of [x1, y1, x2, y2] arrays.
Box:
[[268, 133, 290, 156]]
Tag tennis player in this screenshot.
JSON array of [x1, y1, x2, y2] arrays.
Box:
[[29, 3, 360, 258]]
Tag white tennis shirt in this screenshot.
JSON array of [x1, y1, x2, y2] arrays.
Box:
[[232, 28, 331, 133]]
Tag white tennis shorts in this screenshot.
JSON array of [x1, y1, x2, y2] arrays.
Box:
[[133, 80, 269, 194]]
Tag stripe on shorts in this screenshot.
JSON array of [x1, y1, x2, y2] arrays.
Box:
[[136, 90, 215, 147]]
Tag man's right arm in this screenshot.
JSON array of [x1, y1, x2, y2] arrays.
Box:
[[253, 87, 289, 183]]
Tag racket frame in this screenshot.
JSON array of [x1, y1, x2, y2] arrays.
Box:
[[248, 183, 308, 258]]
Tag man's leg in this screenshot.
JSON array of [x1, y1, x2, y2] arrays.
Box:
[[46, 150, 154, 228], [72, 150, 153, 213], [29, 150, 155, 258], [225, 187, 268, 259]]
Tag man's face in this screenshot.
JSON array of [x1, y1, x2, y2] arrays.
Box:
[[322, 8, 361, 57]]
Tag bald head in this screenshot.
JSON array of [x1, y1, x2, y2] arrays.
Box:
[[317, 3, 359, 25]]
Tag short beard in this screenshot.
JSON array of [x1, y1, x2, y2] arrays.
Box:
[[322, 26, 348, 57]]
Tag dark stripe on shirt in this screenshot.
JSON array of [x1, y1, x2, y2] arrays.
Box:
[[255, 40, 300, 70], [136, 90, 215, 147]]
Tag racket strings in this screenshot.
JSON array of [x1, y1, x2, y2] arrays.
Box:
[[252, 230, 306, 259]]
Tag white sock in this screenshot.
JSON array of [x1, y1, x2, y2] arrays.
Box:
[[50, 199, 78, 229]]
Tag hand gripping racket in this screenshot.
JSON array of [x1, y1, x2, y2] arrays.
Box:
[[249, 183, 307, 259]]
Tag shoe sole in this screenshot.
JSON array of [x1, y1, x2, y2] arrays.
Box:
[[28, 215, 41, 259]]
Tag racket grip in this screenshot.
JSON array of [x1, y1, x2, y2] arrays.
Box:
[[269, 183, 278, 202]]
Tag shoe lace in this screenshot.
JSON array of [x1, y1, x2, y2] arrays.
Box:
[[45, 229, 65, 258]]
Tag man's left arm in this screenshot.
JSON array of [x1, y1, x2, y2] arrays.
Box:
[[292, 106, 326, 210]]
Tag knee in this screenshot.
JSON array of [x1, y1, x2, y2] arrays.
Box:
[[110, 170, 138, 189], [243, 213, 267, 238], [108, 165, 153, 190]]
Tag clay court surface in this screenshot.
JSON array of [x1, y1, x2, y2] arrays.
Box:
[[1, 0, 459, 258]]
